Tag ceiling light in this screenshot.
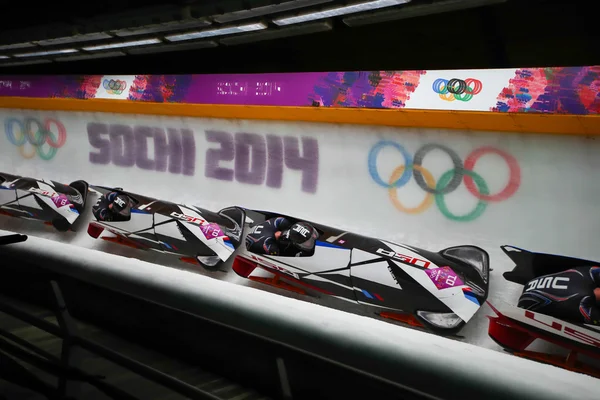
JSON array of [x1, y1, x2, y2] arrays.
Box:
[[37, 32, 113, 46], [14, 49, 78, 58], [343, 0, 505, 26], [55, 51, 127, 62], [127, 41, 218, 55], [82, 38, 161, 51], [113, 19, 211, 37], [0, 43, 35, 51], [220, 21, 332, 46], [272, 0, 411, 25], [0, 55, 10, 59], [165, 22, 267, 42], [0, 59, 52, 67], [212, 0, 334, 23]]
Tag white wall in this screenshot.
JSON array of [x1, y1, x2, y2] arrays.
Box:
[[1, 108, 600, 352]]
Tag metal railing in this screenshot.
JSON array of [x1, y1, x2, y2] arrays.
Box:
[[0, 231, 598, 400], [0, 235, 227, 400]]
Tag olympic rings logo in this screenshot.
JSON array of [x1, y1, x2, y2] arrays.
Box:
[[4, 117, 67, 161], [432, 78, 482, 102], [103, 79, 127, 95], [368, 141, 521, 222]]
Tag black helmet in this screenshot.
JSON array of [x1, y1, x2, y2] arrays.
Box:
[[591, 266, 600, 286], [280, 222, 318, 252], [111, 194, 131, 216]]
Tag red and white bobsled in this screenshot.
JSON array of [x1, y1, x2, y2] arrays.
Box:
[[488, 245, 600, 379]]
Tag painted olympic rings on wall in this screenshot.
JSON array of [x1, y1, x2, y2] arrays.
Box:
[[432, 78, 482, 102], [368, 141, 521, 222], [103, 79, 127, 95], [4, 117, 67, 161]]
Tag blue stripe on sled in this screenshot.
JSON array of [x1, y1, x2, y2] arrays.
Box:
[[463, 292, 480, 306], [316, 240, 347, 249], [362, 289, 374, 299], [224, 240, 234, 249], [131, 209, 149, 214]]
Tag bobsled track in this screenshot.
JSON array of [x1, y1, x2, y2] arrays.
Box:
[[1, 107, 600, 357]]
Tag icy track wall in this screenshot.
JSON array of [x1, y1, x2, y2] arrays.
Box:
[[0, 65, 599, 353], [2, 106, 600, 345]]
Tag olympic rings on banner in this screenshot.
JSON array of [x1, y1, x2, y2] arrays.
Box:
[[368, 140, 521, 222], [4, 117, 67, 161], [432, 78, 482, 102], [103, 79, 127, 95]]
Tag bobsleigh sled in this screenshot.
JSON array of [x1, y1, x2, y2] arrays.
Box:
[[0, 172, 88, 232], [232, 209, 490, 335], [487, 246, 600, 379], [86, 185, 246, 271]]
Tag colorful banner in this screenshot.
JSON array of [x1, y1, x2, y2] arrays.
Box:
[[0, 66, 598, 114]]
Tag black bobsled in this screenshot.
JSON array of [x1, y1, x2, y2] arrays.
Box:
[[501, 245, 599, 285], [488, 245, 600, 379], [232, 208, 490, 335], [0, 171, 89, 232], [87, 185, 246, 271]]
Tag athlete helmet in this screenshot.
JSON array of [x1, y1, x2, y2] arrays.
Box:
[[280, 222, 318, 252], [591, 267, 600, 286], [111, 194, 131, 216], [589, 267, 600, 305]]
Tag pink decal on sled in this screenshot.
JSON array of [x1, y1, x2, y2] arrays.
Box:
[[51, 194, 72, 208], [200, 223, 225, 240], [425, 266, 464, 290]]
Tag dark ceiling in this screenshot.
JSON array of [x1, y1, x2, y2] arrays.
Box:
[[0, 0, 596, 75]]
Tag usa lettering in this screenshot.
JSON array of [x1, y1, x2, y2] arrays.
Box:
[[204, 130, 319, 193], [525, 311, 600, 347], [29, 187, 57, 198], [526, 276, 569, 291], [293, 225, 310, 236], [249, 225, 263, 235], [114, 197, 126, 208], [170, 212, 205, 225], [376, 248, 431, 268], [88, 123, 196, 176]]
